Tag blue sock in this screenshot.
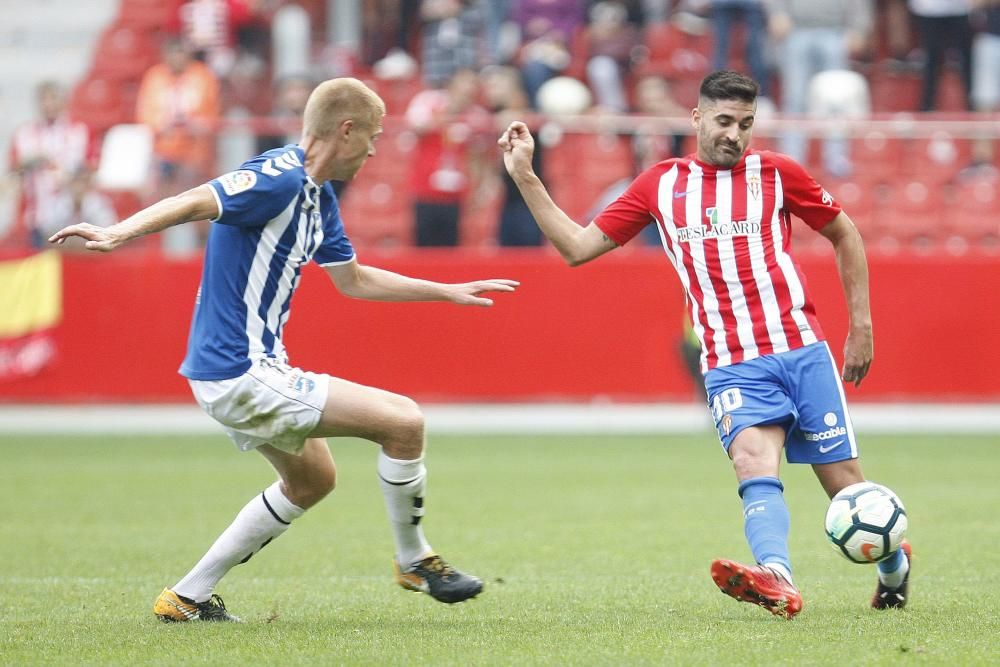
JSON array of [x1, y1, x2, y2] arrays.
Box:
[[738, 476, 792, 578]]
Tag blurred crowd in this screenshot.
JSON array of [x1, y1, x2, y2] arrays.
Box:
[[3, 0, 1000, 252]]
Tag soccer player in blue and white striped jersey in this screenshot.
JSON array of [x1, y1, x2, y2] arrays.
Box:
[[51, 78, 517, 622]]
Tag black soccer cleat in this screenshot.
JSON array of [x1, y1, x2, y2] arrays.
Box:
[[872, 540, 911, 610], [394, 554, 483, 603], [153, 588, 242, 622]]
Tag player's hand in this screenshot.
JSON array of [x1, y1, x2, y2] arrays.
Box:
[[497, 121, 535, 177], [447, 279, 519, 307], [842, 326, 873, 387], [48, 222, 124, 252]]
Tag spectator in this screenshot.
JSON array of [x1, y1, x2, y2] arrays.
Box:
[[585, 1, 642, 112], [908, 0, 974, 111], [7, 81, 96, 248], [405, 68, 492, 246], [419, 0, 488, 87], [178, 0, 275, 77], [481, 65, 545, 245], [967, 1, 1000, 174], [972, 1, 1000, 113], [585, 73, 686, 244], [368, 0, 421, 76], [36, 168, 117, 243], [709, 0, 772, 97], [256, 74, 315, 154], [768, 0, 874, 177], [509, 0, 588, 108], [136, 36, 222, 192]]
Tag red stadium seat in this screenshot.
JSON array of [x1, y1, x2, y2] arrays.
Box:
[[826, 179, 876, 237], [944, 173, 1000, 243], [119, 0, 181, 31], [851, 131, 904, 181], [69, 77, 131, 135], [338, 177, 412, 248], [91, 24, 160, 82], [634, 22, 710, 80], [545, 131, 634, 223], [873, 179, 946, 245], [900, 131, 971, 185]]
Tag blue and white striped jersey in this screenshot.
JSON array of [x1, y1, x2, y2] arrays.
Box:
[[179, 144, 355, 380]]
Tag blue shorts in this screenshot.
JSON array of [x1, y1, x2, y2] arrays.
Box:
[[704, 342, 858, 464]]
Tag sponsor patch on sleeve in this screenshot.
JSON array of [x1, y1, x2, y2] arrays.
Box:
[[217, 170, 258, 196]]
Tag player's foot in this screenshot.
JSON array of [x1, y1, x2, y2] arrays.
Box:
[[153, 588, 241, 622], [872, 540, 911, 610], [711, 559, 804, 619], [394, 554, 483, 603]]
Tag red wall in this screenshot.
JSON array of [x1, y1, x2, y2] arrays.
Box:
[[3, 248, 999, 402]]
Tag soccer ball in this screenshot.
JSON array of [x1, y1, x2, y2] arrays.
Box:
[[825, 482, 907, 564]]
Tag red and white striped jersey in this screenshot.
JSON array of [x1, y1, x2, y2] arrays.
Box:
[[594, 150, 841, 372]]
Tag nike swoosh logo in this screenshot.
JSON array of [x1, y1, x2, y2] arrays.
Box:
[[818, 439, 845, 454], [673, 190, 689, 198]]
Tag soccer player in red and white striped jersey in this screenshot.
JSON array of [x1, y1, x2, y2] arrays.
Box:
[[499, 70, 911, 618]]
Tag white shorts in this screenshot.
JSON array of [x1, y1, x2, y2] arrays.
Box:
[[189, 358, 330, 454]]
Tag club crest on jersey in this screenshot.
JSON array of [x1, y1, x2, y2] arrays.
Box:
[[288, 373, 316, 394], [218, 170, 257, 196], [747, 173, 761, 200], [676, 208, 761, 243]]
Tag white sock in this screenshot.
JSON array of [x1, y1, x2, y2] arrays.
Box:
[[877, 550, 910, 589], [377, 452, 432, 567], [765, 562, 794, 585], [173, 481, 305, 602]]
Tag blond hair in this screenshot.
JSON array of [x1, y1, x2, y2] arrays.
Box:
[[302, 78, 386, 139]]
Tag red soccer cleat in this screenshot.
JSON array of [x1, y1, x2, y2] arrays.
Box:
[[711, 559, 804, 619], [871, 540, 912, 610]]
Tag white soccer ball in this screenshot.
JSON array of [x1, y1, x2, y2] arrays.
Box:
[[825, 482, 907, 564]]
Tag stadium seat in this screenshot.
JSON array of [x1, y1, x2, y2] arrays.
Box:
[[69, 77, 131, 135], [635, 22, 711, 80], [874, 179, 946, 245], [118, 0, 180, 31], [91, 24, 159, 82], [827, 179, 876, 236], [851, 130, 904, 180], [545, 131, 634, 223], [944, 173, 1000, 243], [900, 132, 971, 185], [338, 178, 412, 248]]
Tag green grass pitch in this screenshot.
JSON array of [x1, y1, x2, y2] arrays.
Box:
[[2, 431, 998, 665]]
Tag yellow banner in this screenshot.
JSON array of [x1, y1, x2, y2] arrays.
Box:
[[0, 251, 63, 338]]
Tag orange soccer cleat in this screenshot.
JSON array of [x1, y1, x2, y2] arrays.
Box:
[[711, 559, 804, 619]]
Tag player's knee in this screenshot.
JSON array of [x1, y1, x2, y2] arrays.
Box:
[[385, 396, 425, 457], [284, 463, 337, 509]]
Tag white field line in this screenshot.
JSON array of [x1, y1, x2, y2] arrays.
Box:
[[0, 403, 998, 434]]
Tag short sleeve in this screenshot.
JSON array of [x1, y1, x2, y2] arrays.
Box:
[[770, 152, 842, 230], [593, 167, 662, 246], [207, 158, 303, 227], [313, 194, 356, 266]]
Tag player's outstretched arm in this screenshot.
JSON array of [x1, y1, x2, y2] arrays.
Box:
[[820, 211, 873, 387], [325, 259, 518, 306], [498, 121, 617, 266], [48, 184, 220, 252]]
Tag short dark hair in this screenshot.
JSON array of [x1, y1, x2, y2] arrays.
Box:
[[699, 70, 759, 105]]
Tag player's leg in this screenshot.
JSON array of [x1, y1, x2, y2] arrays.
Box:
[[710, 424, 804, 619], [308, 376, 482, 603], [704, 360, 803, 617], [792, 343, 910, 609], [730, 425, 793, 583], [153, 439, 332, 623]]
